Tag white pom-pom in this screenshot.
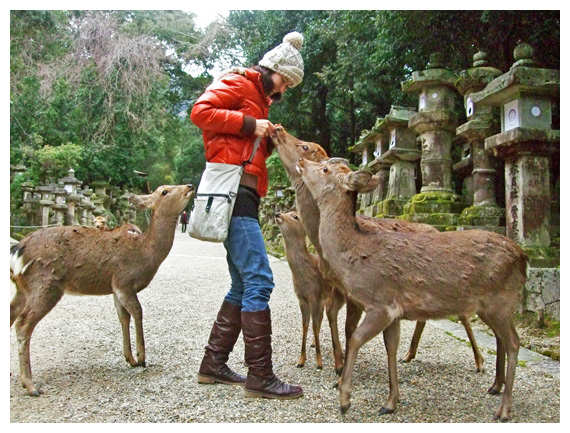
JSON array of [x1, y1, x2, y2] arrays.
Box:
[[283, 32, 303, 51]]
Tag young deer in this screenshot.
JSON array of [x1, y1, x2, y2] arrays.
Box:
[[296, 159, 527, 421], [270, 126, 484, 374], [276, 211, 343, 370], [10, 184, 194, 396]]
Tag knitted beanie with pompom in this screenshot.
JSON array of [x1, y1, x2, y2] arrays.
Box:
[[259, 32, 304, 88]]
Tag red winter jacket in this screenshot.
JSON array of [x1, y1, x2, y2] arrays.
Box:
[[190, 68, 273, 197]]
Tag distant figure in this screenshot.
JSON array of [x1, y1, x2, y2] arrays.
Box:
[[180, 210, 188, 233]]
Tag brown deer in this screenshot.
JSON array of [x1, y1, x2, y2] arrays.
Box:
[[10, 184, 194, 396], [296, 159, 527, 421], [270, 126, 484, 374], [276, 211, 344, 370]]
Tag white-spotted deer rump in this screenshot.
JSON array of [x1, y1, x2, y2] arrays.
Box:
[[270, 126, 484, 374], [296, 159, 527, 422], [276, 211, 343, 370], [10, 184, 194, 396]]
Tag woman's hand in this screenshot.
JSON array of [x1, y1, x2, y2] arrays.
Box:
[[254, 119, 276, 137]]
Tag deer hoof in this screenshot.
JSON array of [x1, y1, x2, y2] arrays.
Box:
[[339, 403, 351, 415], [379, 406, 395, 416], [335, 367, 343, 376], [317, 365, 323, 370], [487, 386, 500, 395], [296, 363, 304, 368]]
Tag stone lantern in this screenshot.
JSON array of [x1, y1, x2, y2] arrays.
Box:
[[79, 187, 96, 226], [52, 181, 69, 226], [401, 53, 465, 228], [469, 43, 559, 263], [37, 184, 55, 227], [351, 128, 381, 213], [352, 123, 390, 216], [455, 51, 505, 234], [59, 168, 83, 225], [375, 106, 421, 218], [21, 180, 35, 214]]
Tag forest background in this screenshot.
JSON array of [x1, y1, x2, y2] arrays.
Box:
[[9, 10, 560, 214]]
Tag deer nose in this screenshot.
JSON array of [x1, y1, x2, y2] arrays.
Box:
[[275, 212, 281, 218]]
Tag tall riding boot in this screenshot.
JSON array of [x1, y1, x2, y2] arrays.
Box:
[[242, 309, 303, 399], [197, 300, 246, 385]]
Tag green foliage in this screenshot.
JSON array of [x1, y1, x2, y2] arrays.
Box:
[[35, 143, 83, 181]]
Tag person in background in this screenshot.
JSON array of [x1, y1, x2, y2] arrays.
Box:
[[190, 32, 305, 399], [180, 210, 188, 233]]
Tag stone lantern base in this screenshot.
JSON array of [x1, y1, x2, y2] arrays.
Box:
[[457, 204, 506, 235], [400, 191, 466, 231]]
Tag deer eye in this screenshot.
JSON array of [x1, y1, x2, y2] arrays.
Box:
[[323, 167, 328, 173], [162, 190, 169, 196], [302, 145, 308, 151], [293, 214, 299, 220]]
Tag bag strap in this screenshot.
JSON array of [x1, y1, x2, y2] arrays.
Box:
[[243, 136, 262, 167]]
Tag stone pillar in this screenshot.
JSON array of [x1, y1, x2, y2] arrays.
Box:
[[455, 51, 505, 234], [400, 53, 465, 229], [470, 43, 560, 265]]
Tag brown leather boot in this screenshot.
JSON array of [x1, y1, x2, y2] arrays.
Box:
[[197, 300, 246, 386], [242, 309, 303, 399]]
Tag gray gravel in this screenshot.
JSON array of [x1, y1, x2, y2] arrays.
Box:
[[10, 229, 560, 423]]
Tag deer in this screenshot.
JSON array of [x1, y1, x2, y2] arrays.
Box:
[[276, 210, 344, 370], [270, 126, 485, 374], [296, 158, 527, 421], [10, 184, 194, 397]]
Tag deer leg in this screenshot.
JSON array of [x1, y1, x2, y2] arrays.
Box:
[[381, 319, 401, 415], [494, 322, 519, 422], [297, 301, 310, 368], [10, 289, 27, 328], [479, 311, 519, 421], [113, 294, 137, 366], [344, 298, 363, 357], [489, 334, 506, 395], [459, 315, 484, 373], [339, 309, 392, 415], [326, 289, 345, 376], [311, 303, 324, 370], [14, 285, 63, 396], [113, 290, 145, 367], [400, 320, 426, 363]]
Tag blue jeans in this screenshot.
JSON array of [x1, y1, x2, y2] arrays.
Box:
[[223, 217, 275, 312]]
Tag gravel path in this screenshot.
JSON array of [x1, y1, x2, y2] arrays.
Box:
[[10, 229, 560, 423]]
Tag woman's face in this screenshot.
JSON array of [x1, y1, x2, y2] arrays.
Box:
[[269, 73, 290, 102]]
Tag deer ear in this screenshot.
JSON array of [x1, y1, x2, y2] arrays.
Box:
[[345, 170, 380, 193], [129, 194, 152, 210]]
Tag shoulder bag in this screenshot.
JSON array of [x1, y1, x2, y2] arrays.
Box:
[[188, 136, 261, 242]]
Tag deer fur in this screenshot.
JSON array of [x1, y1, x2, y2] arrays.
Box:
[[276, 211, 344, 370], [296, 159, 527, 421], [270, 127, 484, 374], [10, 184, 194, 396]]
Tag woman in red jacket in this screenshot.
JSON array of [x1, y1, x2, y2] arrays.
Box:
[[190, 32, 304, 399]]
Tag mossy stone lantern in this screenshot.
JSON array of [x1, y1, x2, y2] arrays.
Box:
[[470, 43, 559, 260], [400, 53, 465, 229], [375, 106, 420, 218], [455, 51, 505, 233], [351, 125, 389, 215]]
